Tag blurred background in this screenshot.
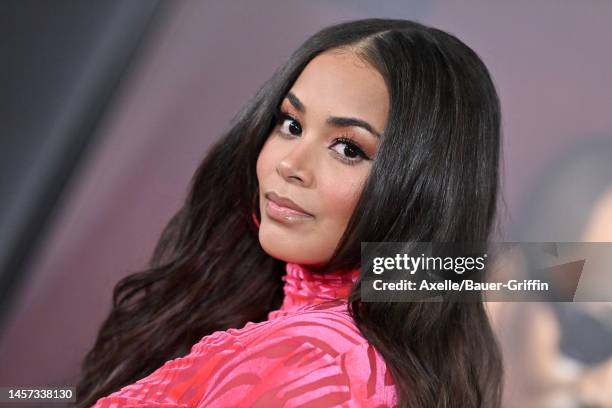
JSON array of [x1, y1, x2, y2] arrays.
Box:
[[1, 0, 611, 406]]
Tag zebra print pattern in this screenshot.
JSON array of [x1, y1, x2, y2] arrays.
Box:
[[91, 262, 398, 407]]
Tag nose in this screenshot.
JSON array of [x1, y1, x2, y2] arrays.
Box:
[[276, 134, 315, 187]]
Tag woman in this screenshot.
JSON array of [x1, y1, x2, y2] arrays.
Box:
[[76, 18, 503, 407]]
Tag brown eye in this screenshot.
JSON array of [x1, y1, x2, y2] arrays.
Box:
[[332, 142, 360, 159], [330, 136, 371, 166], [276, 111, 301, 136]]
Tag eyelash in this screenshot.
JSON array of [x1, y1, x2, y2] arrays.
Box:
[[273, 110, 371, 166]]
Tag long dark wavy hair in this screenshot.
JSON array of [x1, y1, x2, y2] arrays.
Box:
[[76, 18, 504, 408]]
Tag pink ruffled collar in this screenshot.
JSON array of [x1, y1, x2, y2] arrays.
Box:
[[268, 262, 361, 320]]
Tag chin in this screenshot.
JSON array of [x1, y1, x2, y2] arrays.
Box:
[[257, 225, 326, 265]]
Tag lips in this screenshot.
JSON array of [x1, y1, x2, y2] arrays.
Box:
[[265, 191, 313, 217]]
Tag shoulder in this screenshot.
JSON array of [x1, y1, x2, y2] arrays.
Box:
[[92, 301, 397, 407], [197, 302, 397, 407], [246, 300, 367, 355], [189, 300, 360, 355], [201, 300, 364, 355]]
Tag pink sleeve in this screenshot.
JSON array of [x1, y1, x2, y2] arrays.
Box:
[[91, 311, 396, 407]]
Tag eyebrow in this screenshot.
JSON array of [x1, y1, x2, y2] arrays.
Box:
[[285, 91, 382, 138]]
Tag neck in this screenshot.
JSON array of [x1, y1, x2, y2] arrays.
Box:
[[267, 262, 361, 320]]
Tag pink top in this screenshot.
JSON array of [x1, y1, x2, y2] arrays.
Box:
[[91, 262, 398, 407]]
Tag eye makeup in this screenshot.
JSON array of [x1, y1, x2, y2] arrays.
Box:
[[273, 108, 374, 166]]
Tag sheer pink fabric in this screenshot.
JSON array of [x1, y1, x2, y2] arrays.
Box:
[[91, 262, 398, 407]]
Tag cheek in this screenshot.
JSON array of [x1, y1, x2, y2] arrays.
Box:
[[256, 139, 275, 181], [318, 174, 366, 225]]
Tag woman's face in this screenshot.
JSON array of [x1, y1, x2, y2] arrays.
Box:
[[256, 49, 389, 266]]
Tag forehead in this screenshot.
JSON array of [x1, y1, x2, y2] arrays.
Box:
[[287, 50, 389, 132]]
